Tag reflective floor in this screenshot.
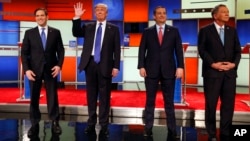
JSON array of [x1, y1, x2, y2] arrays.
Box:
[[0, 84, 249, 141], [0, 115, 198, 141], [0, 113, 250, 141]]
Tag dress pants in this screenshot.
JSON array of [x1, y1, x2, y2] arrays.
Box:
[[85, 57, 112, 127], [204, 75, 236, 138], [144, 76, 176, 134], [29, 64, 60, 125]]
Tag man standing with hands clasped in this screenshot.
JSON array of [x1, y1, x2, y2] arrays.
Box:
[[72, 2, 121, 137], [138, 6, 184, 141], [198, 4, 241, 141]]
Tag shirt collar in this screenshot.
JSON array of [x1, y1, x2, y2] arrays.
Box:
[[97, 20, 106, 27], [156, 24, 165, 31], [38, 25, 48, 31], [214, 22, 224, 29]]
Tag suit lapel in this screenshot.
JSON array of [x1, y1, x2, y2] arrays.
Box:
[[46, 27, 54, 50], [102, 23, 112, 48], [89, 23, 96, 51], [153, 25, 160, 46], [224, 25, 230, 47], [162, 24, 169, 46], [34, 27, 44, 50], [209, 24, 224, 46]]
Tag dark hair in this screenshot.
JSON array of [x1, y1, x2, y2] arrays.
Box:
[[211, 4, 226, 19], [153, 6, 166, 15], [34, 7, 48, 16]]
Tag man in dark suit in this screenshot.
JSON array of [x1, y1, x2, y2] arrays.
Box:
[[21, 8, 64, 138], [138, 6, 184, 141], [72, 2, 121, 137], [198, 4, 241, 141]]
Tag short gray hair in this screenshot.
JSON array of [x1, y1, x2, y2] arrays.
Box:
[[94, 3, 108, 10]]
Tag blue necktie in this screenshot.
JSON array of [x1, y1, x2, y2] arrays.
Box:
[[219, 27, 224, 45], [41, 28, 46, 50], [94, 23, 102, 63]]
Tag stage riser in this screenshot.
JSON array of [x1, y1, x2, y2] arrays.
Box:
[[0, 104, 249, 124]]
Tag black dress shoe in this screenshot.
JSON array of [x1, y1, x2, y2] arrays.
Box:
[[28, 124, 39, 138], [30, 135, 40, 141], [143, 128, 153, 137], [100, 126, 109, 137], [87, 132, 97, 141], [99, 134, 108, 141], [208, 136, 217, 141], [51, 121, 62, 135], [50, 133, 60, 141], [144, 136, 153, 141], [167, 130, 178, 141], [220, 134, 229, 141], [84, 125, 95, 134]]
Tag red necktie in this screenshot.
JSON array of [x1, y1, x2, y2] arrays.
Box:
[[158, 26, 163, 45]]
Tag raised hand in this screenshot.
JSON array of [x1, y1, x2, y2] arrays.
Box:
[[74, 2, 86, 18]]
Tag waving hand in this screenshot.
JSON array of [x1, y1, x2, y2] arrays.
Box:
[[74, 2, 86, 18]]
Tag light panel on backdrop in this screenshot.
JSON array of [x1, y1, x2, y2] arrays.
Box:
[[236, 0, 250, 19], [173, 20, 198, 46], [47, 20, 79, 85], [0, 56, 18, 87], [19, 21, 37, 42], [181, 0, 235, 19], [0, 21, 19, 45], [1, 1, 44, 21], [123, 0, 148, 22], [237, 20, 250, 46], [124, 22, 148, 34], [0, 3, 2, 20], [124, 22, 147, 47], [77, 57, 86, 89], [47, 20, 76, 45], [110, 21, 124, 46]]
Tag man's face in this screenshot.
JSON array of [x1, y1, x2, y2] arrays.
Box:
[[214, 6, 229, 23], [95, 5, 107, 22], [154, 8, 167, 25], [35, 10, 48, 27]]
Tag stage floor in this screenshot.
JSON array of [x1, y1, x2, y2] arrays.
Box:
[[0, 113, 250, 141], [0, 84, 250, 140]]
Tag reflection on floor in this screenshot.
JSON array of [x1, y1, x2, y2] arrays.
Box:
[[0, 117, 198, 141], [0, 84, 249, 141], [0, 113, 250, 141]]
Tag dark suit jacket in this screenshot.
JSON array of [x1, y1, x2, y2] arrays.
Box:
[[198, 23, 241, 78], [72, 19, 121, 77], [21, 26, 65, 77], [137, 24, 184, 79]]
